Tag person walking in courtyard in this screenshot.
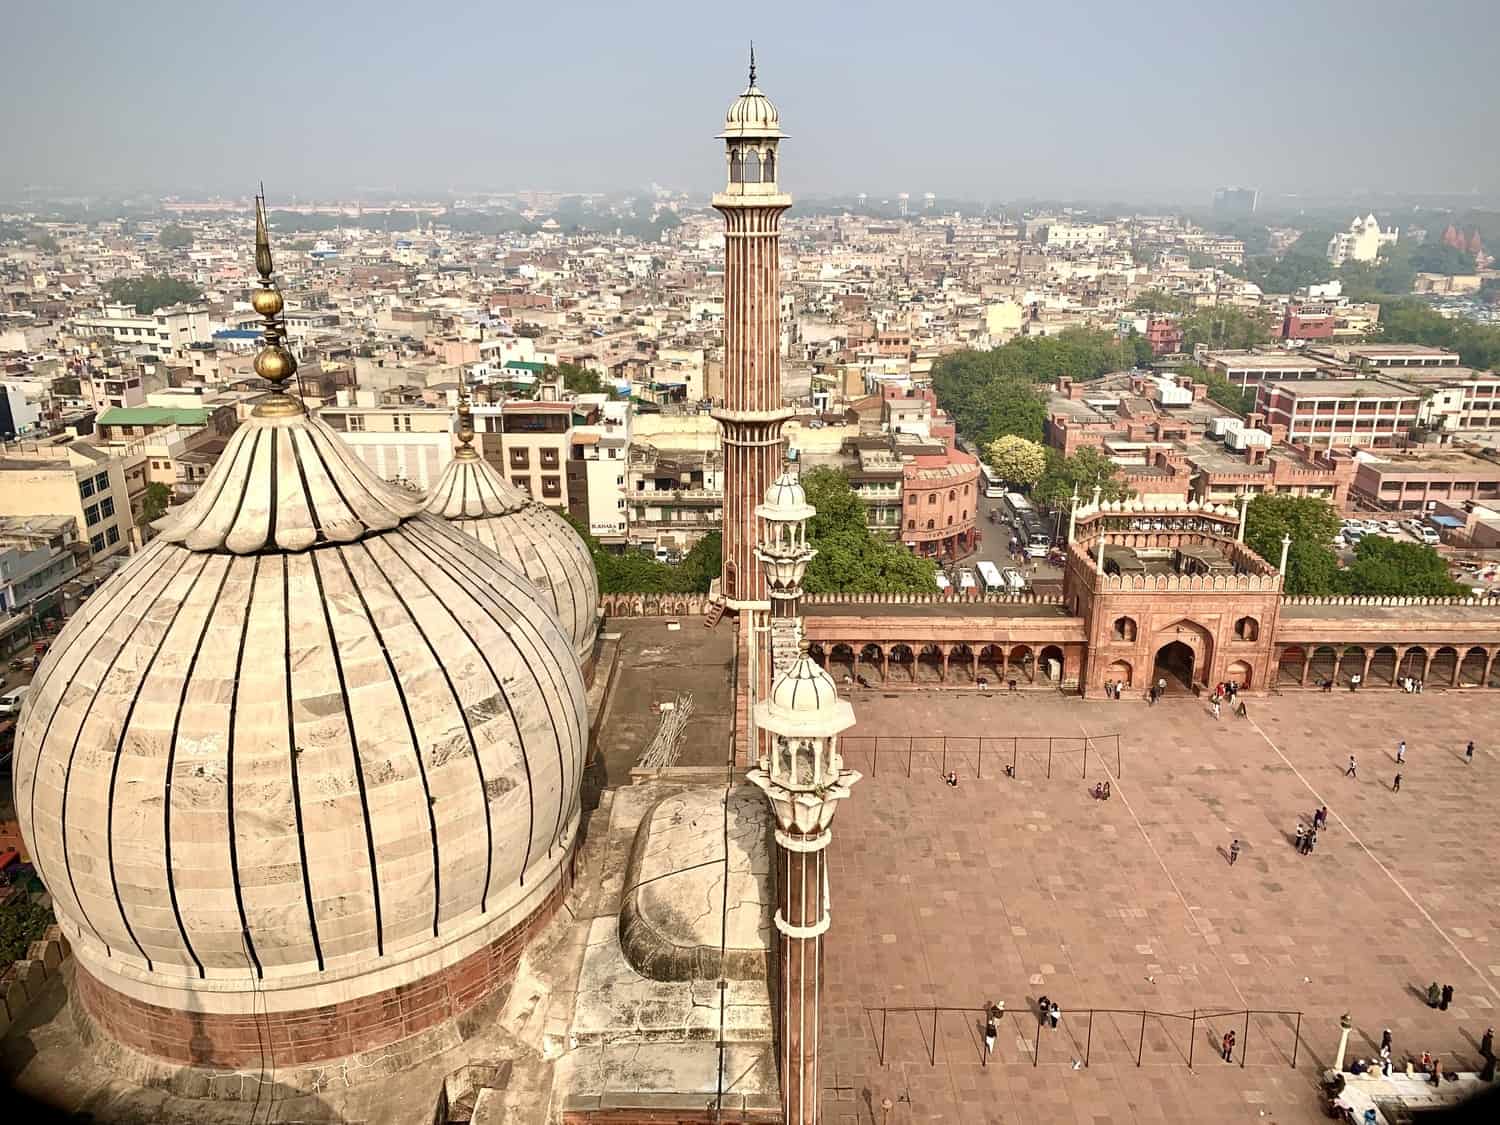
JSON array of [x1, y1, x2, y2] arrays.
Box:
[[1048, 1001, 1060, 1029], [1427, 981, 1442, 1008], [1393, 772, 1402, 793], [1381, 1028, 1392, 1053], [1397, 740, 1406, 765], [1441, 983, 1453, 1011], [1466, 740, 1475, 764], [1222, 1029, 1236, 1062], [1211, 697, 1221, 720], [1229, 838, 1240, 866], [1346, 755, 1358, 778], [1481, 1027, 1493, 1059], [984, 1016, 997, 1057], [1295, 825, 1305, 853]]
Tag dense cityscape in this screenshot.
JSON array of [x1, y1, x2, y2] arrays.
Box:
[[2, 7, 1500, 1125]]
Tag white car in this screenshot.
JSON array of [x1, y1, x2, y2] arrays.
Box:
[[0, 684, 30, 717], [1420, 527, 1441, 545]]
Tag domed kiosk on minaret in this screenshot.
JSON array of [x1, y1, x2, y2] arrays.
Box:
[[423, 390, 600, 669], [12, 194, 588, 1071]]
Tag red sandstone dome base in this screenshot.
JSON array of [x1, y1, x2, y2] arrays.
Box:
[[72, 873, 569, 1069]]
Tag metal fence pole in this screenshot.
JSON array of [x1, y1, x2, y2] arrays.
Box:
[[1085, 1009, 1093, 1067], [1082, 737, 1089, 780], [1188, 1009, 1196, 1069], [1241, 1009, 1249, 1068], [906, 737, 912, 778], [1116, 734, 1122, 778], [941, 739, 947, 777], [1033, 1017, 1041, 1067], [872, 739, 878, 777], [931, 1006, 938, 1066], [977, 739, 983, 779], [1291, 1012, 1301, 1069], [881, 1008, 887, 1066], [1047, 738, 1053, 779], [1138, 1012, 1146, 1067], [1011, 738, 1018, 777]]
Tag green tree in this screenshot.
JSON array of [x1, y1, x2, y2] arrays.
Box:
[[139, 481, 172, 525], [801, 467, 938, 594], [1032, 447, 1132, 509], [105, 275, 202, 314], [551, 361, 603, 395], [1334, 536, 1462, 597], [984, 435, 1046, 486], [562, 513, 719, 594], [1244, 493, 1339, 595], [158, 224, 193, 249], [1180, 306, 1270, 351]]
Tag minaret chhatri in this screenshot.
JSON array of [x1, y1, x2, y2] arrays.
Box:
[[714, 46, 793, 610]]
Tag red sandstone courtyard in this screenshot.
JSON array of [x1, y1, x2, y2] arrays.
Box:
[[817, 688, 1500, 1124]]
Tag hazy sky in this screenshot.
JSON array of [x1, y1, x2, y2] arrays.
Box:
[[3, 0, 1497, 203]]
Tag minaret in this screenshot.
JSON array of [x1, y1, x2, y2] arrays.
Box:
[[755, 466, 817, 620], [749, 645, 860, 1125], [714, 47, 793, 610]]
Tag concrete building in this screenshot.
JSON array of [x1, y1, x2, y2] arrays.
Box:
[[901, 447, 981, 559], [317, 393, 455, 490], [1255, 378, 1421, 448], [73, 302, 215, 353], [1351, 448, 1500, 511], [1205, 350, 1325, 390], [0, 514, 86, 648], [568, 397, 631, 542], [0, 438, 133, 561], [1326, 213, 1398, 266]]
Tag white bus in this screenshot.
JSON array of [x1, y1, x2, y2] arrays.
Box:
[[981, 464, 1005, 498], [1004, 492, 1034, 520], [976, 560, 1005, 593]]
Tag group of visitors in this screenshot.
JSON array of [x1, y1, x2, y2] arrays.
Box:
[[1399, 675, 1425, 693], [1037, 996, 1061, 1028], [1209, 680, 1248, 719], [1425, 982, 1456, 1011], [1090, 780, 1112, 801], [1102, 680, 1125, 699]]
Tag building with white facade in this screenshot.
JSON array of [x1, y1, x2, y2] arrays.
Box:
[[1326, 214, 1398, 266]]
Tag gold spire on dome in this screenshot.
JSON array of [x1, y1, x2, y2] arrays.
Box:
[[748, 41, 756, 87], [453, 379, 480, 461], [250, 186, 304, 417]]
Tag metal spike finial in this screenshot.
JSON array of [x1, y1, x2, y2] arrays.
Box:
[[454, 378, 478, 457], [748, 42, 756, 87], [254, 186, 273, 280]]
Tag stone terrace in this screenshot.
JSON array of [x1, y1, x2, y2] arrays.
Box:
[[818, 688, 1500, 1124]]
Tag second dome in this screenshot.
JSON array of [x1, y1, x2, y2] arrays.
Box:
[[425, 398, 600, 668]]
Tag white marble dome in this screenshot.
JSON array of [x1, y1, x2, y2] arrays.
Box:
[[424, 444, 600, 666], [13, 406, 588, 1006], [759, 469, 814, 521], [722, 84, 781, 137]]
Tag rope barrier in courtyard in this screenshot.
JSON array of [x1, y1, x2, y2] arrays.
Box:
[[838, 733, 1123, 780]]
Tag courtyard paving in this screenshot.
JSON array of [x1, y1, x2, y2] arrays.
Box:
[[817, 687, 1500, 1124]]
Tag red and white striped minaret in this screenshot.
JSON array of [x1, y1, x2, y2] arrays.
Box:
[[713, 47, 793, 611], [749, 646, 860, 1125]]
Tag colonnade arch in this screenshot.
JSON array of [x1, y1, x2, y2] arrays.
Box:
[[1274, 642, 1500, 689], [808, 638, 1081, 687]]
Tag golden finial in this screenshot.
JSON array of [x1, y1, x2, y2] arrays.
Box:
[[454, 379, 479, 460], [250, 186, 303, 417]]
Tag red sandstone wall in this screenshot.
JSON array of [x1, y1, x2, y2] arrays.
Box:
[[76, 868, 569, 1068]]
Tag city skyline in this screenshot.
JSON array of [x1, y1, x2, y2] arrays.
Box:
[[3, 0, 1498, 202]]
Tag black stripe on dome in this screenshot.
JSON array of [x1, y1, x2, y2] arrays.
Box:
[[363, 536, 498, 915], [333, 547, 443, 939], [289, 427, 326, 541], [403, 520, 574, 859], [161, 553, 234, 977], [308, 549, 385, 955], [282, 555, 324, 969], [105, 552, 214, 969], [175, 425, 255, 541], [225, 556, 265, 977], [265, 427, 280, 548], [58, 546, 193, 956]]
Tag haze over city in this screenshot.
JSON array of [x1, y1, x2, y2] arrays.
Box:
[[3, 0, 1499, 202]]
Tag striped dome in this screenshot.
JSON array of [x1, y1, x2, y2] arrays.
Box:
[[424, 449, 599, 666], [13, 405, 587, 1012], [759, 469, 813, 519]]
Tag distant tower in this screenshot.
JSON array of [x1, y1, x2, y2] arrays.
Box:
[[898, 191, 910, 217], [714, 46, 792, 611]]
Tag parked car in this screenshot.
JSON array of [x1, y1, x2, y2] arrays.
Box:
[[1420, 527, 1441, 545], [1380, 521, 1401, 535], [999, 566, 1027, 592], [0, 685, 30, 717]]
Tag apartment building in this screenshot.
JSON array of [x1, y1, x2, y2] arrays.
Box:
[[73, 302, 215, 353], [567, 398, 631, 542], [1404, 368, 1500, 438], [0, 439, 133, 561], [625, 444, 723, 553], [472, 400, 581, 508], [1255, 378, 1420, 448], [0, 515, 86, 645]]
